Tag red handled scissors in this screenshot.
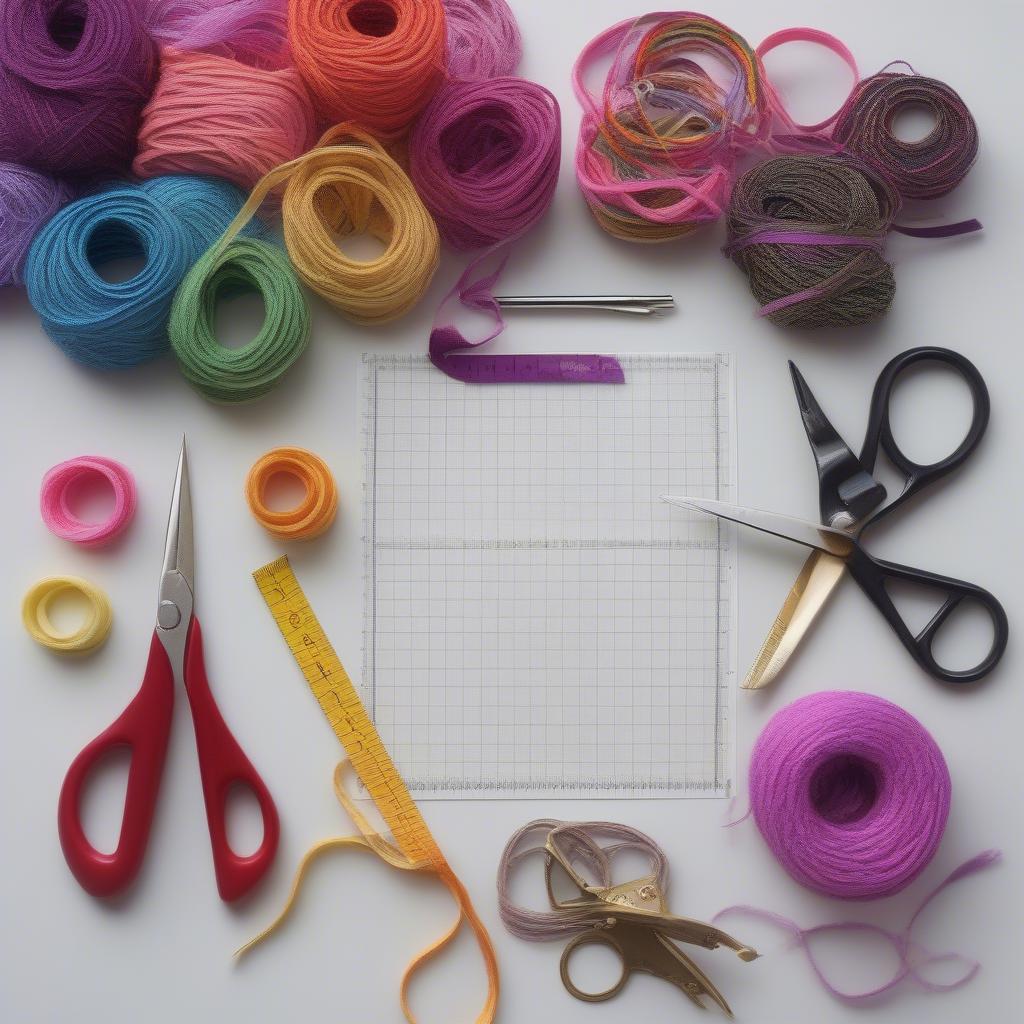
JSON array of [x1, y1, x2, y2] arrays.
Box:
[[58, 438, 279, 900]]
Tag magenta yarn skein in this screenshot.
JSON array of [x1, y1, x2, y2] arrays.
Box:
[[0, 0, 158, 179], [409, 77, 561, 251], [749, 691, 951, 900]]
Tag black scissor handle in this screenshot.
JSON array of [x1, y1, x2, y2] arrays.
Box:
[[859, 347, 990, 527], [845, 545, 1008, 684]]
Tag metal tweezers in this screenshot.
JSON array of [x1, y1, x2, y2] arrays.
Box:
[[495, 295, 675, 316]]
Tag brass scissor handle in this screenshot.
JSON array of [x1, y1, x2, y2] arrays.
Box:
[[559, 917, 738, 1015]]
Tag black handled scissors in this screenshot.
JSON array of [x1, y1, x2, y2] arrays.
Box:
[[665, 347, 1008, 686]]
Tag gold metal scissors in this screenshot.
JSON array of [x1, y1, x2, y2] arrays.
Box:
[[541, 825, 758, 1015]]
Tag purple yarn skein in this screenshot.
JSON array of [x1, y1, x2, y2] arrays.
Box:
[[749, 691, 951, 900], [0, 162, 71, 287], [409, 77, 561, 252], [0, 0, 158, 179]]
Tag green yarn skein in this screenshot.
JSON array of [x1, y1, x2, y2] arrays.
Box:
[[170, 237, 310, 403]]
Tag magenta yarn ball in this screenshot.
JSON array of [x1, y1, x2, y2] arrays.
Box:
[[0, 0, 158, 179], [749, 691, 951, 900]]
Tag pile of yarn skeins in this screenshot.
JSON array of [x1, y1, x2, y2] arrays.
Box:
[[1, 3, 983, 405]]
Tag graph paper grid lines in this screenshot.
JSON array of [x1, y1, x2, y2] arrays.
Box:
[[362, 354, 736, 799]]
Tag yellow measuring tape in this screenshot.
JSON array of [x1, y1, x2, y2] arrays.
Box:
[[249, 556, 499, 1023]]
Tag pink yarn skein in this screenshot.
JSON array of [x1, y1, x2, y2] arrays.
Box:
[[40, 456, 137, 547], [749, 691, 951, 900]]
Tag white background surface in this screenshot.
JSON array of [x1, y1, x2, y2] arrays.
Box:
[[1, 1, 1022, 1021]]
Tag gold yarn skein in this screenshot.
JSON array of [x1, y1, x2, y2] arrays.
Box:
[[208, 125, 440, 325]]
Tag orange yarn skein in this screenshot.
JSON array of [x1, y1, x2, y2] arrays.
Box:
[[245, 448, 339, 541], [288, 0, 446, 140]]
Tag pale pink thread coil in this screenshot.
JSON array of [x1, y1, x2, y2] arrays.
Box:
[[40, 456, 137, 547]]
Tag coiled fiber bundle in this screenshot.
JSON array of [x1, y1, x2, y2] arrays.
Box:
[[26, 175, 261, 369], [134, 48, 317, 195], [726, 155, 899, 328], [833, 70, 979, 200], [0, 0, 158, 179], [0, 162, 72, 288], [187, 126, 439, 326], [288, 0, 446, 140], [409, 77, 561, 251], [749, 691, 951, 900]]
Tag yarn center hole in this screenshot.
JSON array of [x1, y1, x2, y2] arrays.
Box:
[[349, 1, 398, 37], [212, 288, 268, 350], [892, 103, 938, 143], [441, 108, 523, 174], [810, 754, 879, 825], [87, 221, 146, 284], [65, 473, 115, 526], [45, 587, 93, 638], [263, 472, 308, 513], [47, 0, 86, 52]]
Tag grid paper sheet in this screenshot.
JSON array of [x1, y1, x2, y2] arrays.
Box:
[[362, 354, 736, 798]]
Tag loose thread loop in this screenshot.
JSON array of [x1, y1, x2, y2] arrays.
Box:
[[713, 850, 1002, 1003]]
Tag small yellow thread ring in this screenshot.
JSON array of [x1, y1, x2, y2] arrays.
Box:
[[22, 576, 113, 654]]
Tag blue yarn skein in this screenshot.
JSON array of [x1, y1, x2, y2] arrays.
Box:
[[25, 175, 262, 369]]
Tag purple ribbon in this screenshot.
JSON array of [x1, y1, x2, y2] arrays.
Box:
[[429, 249, 625, 385]]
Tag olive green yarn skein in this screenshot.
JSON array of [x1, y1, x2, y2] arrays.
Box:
[[170, 236, 310, 402]]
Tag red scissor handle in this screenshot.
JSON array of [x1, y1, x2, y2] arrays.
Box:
[[184, 617, 280, 902], [58, 631, 175, 898]]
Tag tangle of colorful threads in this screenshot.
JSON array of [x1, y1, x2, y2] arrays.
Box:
[[0, 162, 72, 288], [40, 456, 137, 546], [410, 77, 561, 251], [201, 125, 438, 325], [170, 236, 310, 403], [133, 48, 317, 195], [25, 175, 262, 370], [245, 448, 338, 540], [573, 12, 769, 242], [725, 154, 899, 328], [748, 691, 951, 900], [22, 576, 113, 654], [442, 0, 521, 81], [0, 0, 158, 179], [288, 0, 446, 140]]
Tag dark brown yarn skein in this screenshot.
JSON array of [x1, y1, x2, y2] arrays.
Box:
[[726, 155, 900, 329]]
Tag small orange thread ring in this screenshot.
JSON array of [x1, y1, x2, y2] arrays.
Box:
[[245, 448, 338, 540]]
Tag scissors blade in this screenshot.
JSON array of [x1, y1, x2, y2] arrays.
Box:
[[743, 550, 848, 689], [661, 497, 856, 558], [159, 436, 195, 600]]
